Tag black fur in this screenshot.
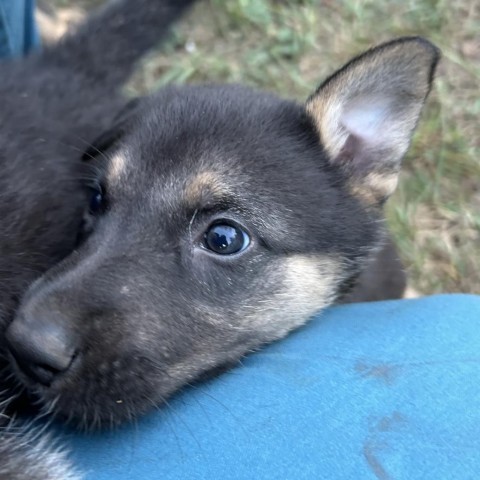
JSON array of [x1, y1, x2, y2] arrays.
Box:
[[0, 3, 438, 474], [0, 0, 196, 478], [5, 36, 439, 436], [9, 85, 380, 426]]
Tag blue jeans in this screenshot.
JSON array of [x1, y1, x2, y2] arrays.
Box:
[[0, 0, 39, 58], [55, 294, 480, 479]]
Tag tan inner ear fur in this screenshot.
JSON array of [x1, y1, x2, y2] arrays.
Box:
[[306, 41, 434, 160]]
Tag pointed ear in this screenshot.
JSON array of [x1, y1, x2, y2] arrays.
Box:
[[306, 37, 440, 203]]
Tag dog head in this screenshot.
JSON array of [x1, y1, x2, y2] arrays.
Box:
[[6, 38, 439, 428]]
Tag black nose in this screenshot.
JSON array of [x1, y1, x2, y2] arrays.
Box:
[[5, 315, 77, 386]]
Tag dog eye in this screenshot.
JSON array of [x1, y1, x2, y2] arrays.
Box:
[[89, 186, 104, 214], [203, 221, 250, 255]]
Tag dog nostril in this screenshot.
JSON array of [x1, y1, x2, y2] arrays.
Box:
[[5, 317, 77, 387]]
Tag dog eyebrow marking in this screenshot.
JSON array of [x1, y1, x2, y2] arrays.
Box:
[[183, 171, 233, 208], [107, 153, 127, 184]]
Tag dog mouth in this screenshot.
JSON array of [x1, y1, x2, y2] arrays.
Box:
[[7, 348, 179, 430], [7, 348, 80, 389]]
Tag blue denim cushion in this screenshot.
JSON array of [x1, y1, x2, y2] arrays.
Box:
[[0, 0, 39, 58]]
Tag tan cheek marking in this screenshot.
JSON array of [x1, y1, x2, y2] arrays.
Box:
[[107, 153, 127, 184], [244, 254, 344, 340], [184, 171, 231, 206], [166, 255, 344, 383], [348, 172, 399, 205], [366, 172, 398, 197]]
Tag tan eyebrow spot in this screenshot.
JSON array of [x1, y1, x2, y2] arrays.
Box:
[[184, 171, 231, 206], [107, 153, 127, 184]]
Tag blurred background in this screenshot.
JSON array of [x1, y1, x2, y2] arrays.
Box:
[[42, 0, 479, 295]]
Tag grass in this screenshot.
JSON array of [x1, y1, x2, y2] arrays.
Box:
[[47, 0, 480, 295]]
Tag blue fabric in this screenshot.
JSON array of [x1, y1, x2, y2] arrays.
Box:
[[0, 0, 39, 58], [60, 294, 480, 479]]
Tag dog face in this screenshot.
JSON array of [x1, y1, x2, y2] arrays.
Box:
[[6, 38, 439, 428]]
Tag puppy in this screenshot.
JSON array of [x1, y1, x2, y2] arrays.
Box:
[[0, 0, 196, 478], [5, 36, 439, 451]]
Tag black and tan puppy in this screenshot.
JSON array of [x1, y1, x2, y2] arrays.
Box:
[[6, 36, 439, 445], [0, 1, 196, 478]]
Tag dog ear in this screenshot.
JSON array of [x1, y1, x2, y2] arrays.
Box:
[[306, 37, 439, 203], [82, 98, 141, 161]]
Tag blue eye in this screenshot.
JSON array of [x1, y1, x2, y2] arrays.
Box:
[[89, 187, 104, 214], [204, 222, 250, 255]]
